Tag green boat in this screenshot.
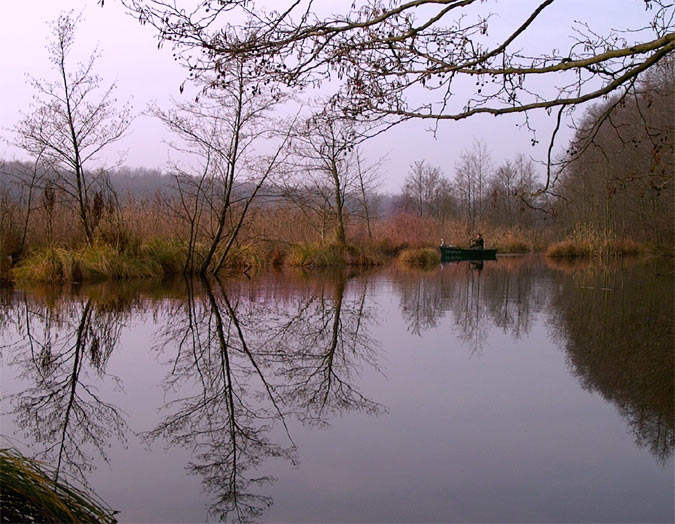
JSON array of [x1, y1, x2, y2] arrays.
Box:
[[439, 245, 497, 260]]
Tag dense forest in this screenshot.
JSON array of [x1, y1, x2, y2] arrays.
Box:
[[1, 4, 673, 282]]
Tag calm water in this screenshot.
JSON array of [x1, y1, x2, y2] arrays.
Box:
[[1, 256, 673, 523]]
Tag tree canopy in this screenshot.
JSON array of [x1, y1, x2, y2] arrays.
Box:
[[117, 0, 673, 122]]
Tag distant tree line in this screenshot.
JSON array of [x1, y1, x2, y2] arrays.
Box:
[[396, 145, 545, 233]]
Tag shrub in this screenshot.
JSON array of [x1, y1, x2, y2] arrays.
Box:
[[546, 240, 593, 258], [398, 247, 441, 268], [269, 245, 287, 267]]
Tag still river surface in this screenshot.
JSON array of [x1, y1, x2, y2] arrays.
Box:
[[1, 255, 673, 523]]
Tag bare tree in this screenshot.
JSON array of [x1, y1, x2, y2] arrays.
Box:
[[281, 111, 361, 246], [118, 0, 674, 190], [153, 59, 291, 274], [488, 154, 542, 227], [401, 160, 454, 220], [454, 139, 493, 231], [14, 11, 131, 245], [355, 150, 381, 240]]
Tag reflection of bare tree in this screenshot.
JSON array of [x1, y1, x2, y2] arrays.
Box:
[[481, 258, 547, 340], [149, 276, 294, 522], [263, 274, 384, 425], [2, 292, 127, 482], [547, 260, 674, 463], [396, 270, 447, 336], [450, 262, 489, 354], [150, 272, 382, 521], [392, 257, 547, 352]]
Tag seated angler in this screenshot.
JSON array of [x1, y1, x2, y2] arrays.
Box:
[[469, 233, 484, 249]]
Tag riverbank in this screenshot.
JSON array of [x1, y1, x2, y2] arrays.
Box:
[[5, 240, 394, 283], [4, 236, 667, 284]]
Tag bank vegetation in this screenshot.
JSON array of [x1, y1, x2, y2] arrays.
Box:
[[1, 14, 672, 282]]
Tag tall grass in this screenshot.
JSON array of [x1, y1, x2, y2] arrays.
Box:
[[12, 242, 187, 282], [11, 240, 271, 282], [286, 242, 386, 267], [397, 247, 441, 269], [6, 189, 661, 282], [368, 213, 537, 253], [488, 227, 534, 253], [0, 446, 117, 524], [546, 225, 646, 258]]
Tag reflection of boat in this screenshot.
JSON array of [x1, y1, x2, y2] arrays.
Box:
[[439, 245, 497, 260]]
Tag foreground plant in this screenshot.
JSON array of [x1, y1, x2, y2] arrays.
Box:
[[0, 446, 117, 524]]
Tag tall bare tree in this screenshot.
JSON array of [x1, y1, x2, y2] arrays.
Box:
[[15, 11, 131, 245], [355, 150, 381, 240], [281, 111, 362, 246], [454, 139, 493, 231], [488, 154, 542, 227], [153, 59, 291, 274], [401, 160, 454, 220]]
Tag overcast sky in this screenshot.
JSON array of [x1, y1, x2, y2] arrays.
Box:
[[0, 0, 662, 192]]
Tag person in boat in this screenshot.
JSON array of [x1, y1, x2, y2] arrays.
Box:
[[469, 233, 484, 249]]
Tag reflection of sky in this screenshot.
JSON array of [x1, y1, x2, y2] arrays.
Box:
[[263, 306, 673, 523], [1, 263, 672, 523], [1, 1, 665, 191]]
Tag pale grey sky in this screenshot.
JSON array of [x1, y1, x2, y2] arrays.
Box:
[[0, 0, 663, 191]]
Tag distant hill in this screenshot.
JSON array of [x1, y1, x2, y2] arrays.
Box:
[[1, 161, 400, 217]]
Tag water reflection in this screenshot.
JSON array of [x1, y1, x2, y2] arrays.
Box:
[[1, 258, 672, 521], [392, 257, 673, 462], [259, 274, 383, 423], [393, 257, 546, 351], [148, 276, 295, 521], [547, 260, 674, 463], [147, 272, 382, 520], [2, 289, 129, 482]]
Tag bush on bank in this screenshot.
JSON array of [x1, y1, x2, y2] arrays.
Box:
[[397, 247, 441, 268]]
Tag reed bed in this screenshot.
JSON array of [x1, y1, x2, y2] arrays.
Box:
[[11, 244, 179, 282], [5, 193, 662, 282], [546, 226, 646, 258], [286, 242, 386, 268]]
